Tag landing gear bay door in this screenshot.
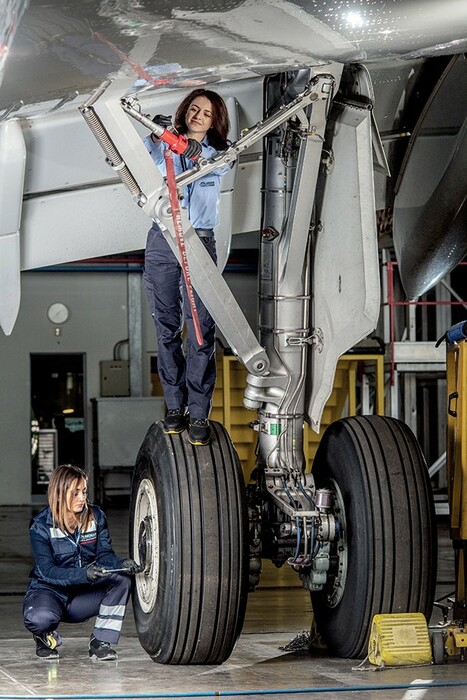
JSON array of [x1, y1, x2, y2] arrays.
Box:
[[306, 68, 381, 432]]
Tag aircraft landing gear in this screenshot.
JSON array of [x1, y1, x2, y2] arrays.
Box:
[[129, 421, 249, 664]]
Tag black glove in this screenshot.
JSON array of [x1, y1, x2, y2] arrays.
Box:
[[86, 563, 107, 582], [152, 114, 172, 129], [184, 138, 202, 161], [122, 558, 144, 575]]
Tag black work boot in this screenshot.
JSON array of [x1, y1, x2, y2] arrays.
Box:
[[34, 631, 61, 659], [89, 634, 118, 661], [188, 418, 211, 446], [163, 408, 187, 434]]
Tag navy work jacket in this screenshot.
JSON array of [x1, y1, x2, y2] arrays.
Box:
[[27, 505, 123, 597]]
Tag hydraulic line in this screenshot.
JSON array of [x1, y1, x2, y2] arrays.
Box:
[[302, 514, 308, 559], [297, 480, 315, 508], [292, 515, 301, 562], [4, 680, 467, 698]]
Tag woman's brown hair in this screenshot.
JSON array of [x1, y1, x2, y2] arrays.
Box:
[[174, 89, 230, 151], [48, 464, 93, 533]]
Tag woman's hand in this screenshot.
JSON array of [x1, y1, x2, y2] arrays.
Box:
[[152, 114, 172, 128], [184, 139, 202, 160], [86, 563, 107, 582], [151, 114, 172, 142], [122, 558, 144, 574]]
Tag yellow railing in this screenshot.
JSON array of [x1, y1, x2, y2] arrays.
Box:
[[446, 340, 467, 619]]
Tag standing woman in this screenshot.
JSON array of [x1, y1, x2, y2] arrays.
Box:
[[23, 465, 141, 660], [143, 88, 232, 446]]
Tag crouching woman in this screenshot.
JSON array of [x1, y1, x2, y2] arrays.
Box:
[[23, 464, 141, 661]]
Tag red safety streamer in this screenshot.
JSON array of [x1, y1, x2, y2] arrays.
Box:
[[164, 149, 204, 346]]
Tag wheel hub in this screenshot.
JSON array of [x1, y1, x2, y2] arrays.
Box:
[[138, 516, 152, 570], [133, 477, 160, 613], [323, 478, 348, 608]]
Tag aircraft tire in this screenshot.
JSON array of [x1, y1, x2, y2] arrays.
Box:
[[129, 420, 248, 664], [311, 415, 437, 658], [431, 630, 445, 665]]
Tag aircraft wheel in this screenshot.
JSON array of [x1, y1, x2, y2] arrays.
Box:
[[311, 415, 437, 658], [129, 420, 248, 664], [431, 630, 445, 665]]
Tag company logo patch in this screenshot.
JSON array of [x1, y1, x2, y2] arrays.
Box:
[[81, 531, 97, 544]]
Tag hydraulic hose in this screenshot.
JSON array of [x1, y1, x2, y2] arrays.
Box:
[[436, 319, 467, 347], [4, 681, 467, 699], [447, 320, 467, 344]]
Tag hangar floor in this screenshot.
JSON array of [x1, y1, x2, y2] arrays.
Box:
[[1, 505, 466, 700]]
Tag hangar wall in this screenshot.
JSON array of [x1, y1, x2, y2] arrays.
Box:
[[0, 271, 148, 505], [0, 267, 258, 506]]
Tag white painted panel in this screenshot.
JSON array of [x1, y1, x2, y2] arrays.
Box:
[[307, 109, 380, 430], [21, 180, 248, 271], [21, 184, 149, 269], [0, 119, 26, 334], [232, 158, 262, 234]]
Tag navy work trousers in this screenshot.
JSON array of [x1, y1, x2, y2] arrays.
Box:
[[143, 225, 217, 420], [23, 574, 131, 645]]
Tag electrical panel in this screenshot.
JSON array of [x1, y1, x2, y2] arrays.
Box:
[[100, 360, 130, 397]]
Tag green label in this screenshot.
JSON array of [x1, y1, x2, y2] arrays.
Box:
[[270, 423, 281, 436]]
